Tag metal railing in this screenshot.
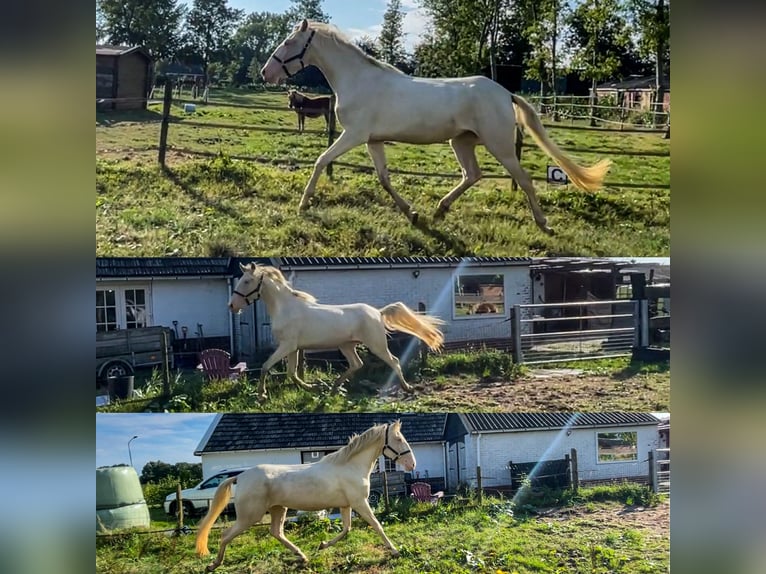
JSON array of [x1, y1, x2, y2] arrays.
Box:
[[512, 300, 639, 364]]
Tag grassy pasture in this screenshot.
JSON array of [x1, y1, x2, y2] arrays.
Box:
[[96, 488, 669, 574], [96, 89, 669, 257], [96, 354, 670, 414]]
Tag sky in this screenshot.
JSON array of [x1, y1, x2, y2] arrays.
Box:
[[209, 0, 432, 51], [96, 413, 216, 473]]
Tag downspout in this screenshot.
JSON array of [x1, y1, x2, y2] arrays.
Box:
[[476, 432, 482, 487], [227, 276, 235, 359]]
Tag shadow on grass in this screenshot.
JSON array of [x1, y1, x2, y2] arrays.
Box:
[[97, 108, 164, 127], [412, 216, 473, 256], [163, 166, 253, 224], [613, 358, 670, 380]]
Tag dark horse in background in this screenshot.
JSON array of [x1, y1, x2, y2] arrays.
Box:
[[287, 89, 332, 133]]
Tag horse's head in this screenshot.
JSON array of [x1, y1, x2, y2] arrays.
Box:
[[229, 263, 264, 312], [382, 421, 416, 472], [261, 19, 316, 84]]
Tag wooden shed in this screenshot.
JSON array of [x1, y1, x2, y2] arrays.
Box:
[[96, 45, 153, 111]]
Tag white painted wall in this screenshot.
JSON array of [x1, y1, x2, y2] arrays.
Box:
[[201, 441, 446, 481], [97, 278, 231, 338], [284, 265, 531, 345], [151, 279, 230, 337], [460, 425, 660, 488]]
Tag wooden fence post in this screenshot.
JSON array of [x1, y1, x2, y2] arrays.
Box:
[[326, 94, 337, 177], [162, 330, 171, 397], [158, 81, 173, 167], [476, 466, 483, 503], [511, 127, 523, 191], [648, 449, 656, 492], [176, 484, 184, 532], [511, 305, 522, 364], [570, 448, 579, 492]]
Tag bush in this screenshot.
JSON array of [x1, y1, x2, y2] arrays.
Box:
[[426, 349, 521, 378]]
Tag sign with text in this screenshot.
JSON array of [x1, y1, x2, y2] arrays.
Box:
[[546, 165, 569, 185]]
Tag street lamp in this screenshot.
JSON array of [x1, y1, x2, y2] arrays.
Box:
[[128, 435, 139, 468]]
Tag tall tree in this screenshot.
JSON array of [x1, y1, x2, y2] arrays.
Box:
[[627, 0, 670, 121], [186, 0, 244, 84], [230, 11, 292, 85], [288, 0, 329, 24], [99, 0, 186, 60], [566, 0, 631, 123], [378, 0, 406, 66]]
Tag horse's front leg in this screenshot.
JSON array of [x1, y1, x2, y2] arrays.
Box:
[[299, 130, 366, 212], [259, 343, 298, 399], [366, 142, 418, 224], [353, 500, 399, 557], [286, 350, 312, 390], [319, 506, 352, 550], [270, 506, 309, 563]]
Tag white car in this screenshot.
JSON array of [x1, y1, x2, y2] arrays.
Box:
[[164, 469, 247, 517]]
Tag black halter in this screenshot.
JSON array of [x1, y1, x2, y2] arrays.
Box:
[[233, 274, 264, 306], [382, 424, 411, 463], [271, 29, 316, 78]]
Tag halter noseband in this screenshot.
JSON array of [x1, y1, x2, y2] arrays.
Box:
[[233, 274, 264, 306], [272, 29, 316, 78], [382, 424, 411, 463]]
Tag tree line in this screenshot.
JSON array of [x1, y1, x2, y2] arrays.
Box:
[[96, 0, 669, 96]]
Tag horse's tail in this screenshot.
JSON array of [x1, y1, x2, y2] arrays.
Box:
[[511, 93, 611, 191], [379, 302, 445, 352], [195, 476, 237, 557]]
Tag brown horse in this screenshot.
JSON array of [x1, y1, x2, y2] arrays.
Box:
[[287, 89, 332, 133]]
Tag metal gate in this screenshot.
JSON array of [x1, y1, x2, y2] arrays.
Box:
[[512, 300, 639, 364], [650, 448, 670, 494]]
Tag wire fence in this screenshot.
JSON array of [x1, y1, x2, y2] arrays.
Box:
[[97, 82, 670, 192]]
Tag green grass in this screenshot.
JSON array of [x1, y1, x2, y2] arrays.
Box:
[[96, 491, 669, 573], [96, 353, 669, 413], [96, 89, 669, 257]]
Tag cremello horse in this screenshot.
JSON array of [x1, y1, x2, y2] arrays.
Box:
[[261, 20, 612, 234], [229, 263, 444, 397], [196, 421, 416, 570]]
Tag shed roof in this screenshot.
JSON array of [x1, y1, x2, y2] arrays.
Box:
[[96, 257, 269, 278], [277, 256, 531, 270], [596, 75, 669, 91], [96, 45, 151, 60], [460, 412, 659, 433], [196, 413, 447, 454]]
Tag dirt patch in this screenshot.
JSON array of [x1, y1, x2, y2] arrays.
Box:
[[399, 369, 669, 411], [536, 499, 670, 538]]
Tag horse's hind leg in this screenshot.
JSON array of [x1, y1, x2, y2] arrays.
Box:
[[434, 133, 482, 220], [270, 506, 309, 563], [334, 343, 364, 389], [286, 350, 312, 390], [319, 506, 352, 550], [205, 518, 256, 572], [259, 342, 299, 399], [366, 142, 418, 223], [365, 330, 412, 393], [483, 136, 554, 235]]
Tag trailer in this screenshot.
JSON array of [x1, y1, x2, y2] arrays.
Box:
[[96, 326, 175, 382]]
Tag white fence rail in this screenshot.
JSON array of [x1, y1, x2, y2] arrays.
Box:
[[511, 300, 639, 364]]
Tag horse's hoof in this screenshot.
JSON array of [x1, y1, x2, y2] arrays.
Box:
[[433, 206, 447, 221], [409, 211, 419, 225], [541, 224, 555, 236], [390, 550, 400, 558]]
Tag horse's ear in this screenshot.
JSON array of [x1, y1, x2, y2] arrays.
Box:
[[239, 262, 248, 273], [300, 19, 309, 32]]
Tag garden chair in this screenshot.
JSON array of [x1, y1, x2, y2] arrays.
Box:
[[410, 482, 444, 504], [196, 349, 247, 382]]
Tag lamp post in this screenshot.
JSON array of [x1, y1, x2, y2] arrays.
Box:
[[128, 435, 139, 468]]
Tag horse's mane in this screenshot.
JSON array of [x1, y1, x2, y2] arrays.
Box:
[[256, 265, 317, 302], [309, 21, 405, 75], [321, 423, 388, 465]]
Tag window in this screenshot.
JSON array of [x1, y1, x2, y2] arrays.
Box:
[[96, 286, 150, 331], [597, 432, 638, 463], [454, 274, 505, 317], [383, 456, 397, 472]]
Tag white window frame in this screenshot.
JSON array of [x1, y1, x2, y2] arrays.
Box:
[[452, 272, 507, 320], [596, 431, 639, 464], [96, 284, 152, 331]]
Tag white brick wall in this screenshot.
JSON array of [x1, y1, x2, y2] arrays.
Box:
[[285, 265, 531, 345], [459, 425, 660, 488]]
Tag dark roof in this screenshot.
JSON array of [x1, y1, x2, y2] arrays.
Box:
[[196, 413, 447, 454], [163, 63, 205, 76], [596, 75, 669, 91], [461, 412, 659, 432], [96, 45, 151, 60], [530, 258, 630, 273], [96, 257, 259, 278], [277, 257, 531, 269]]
